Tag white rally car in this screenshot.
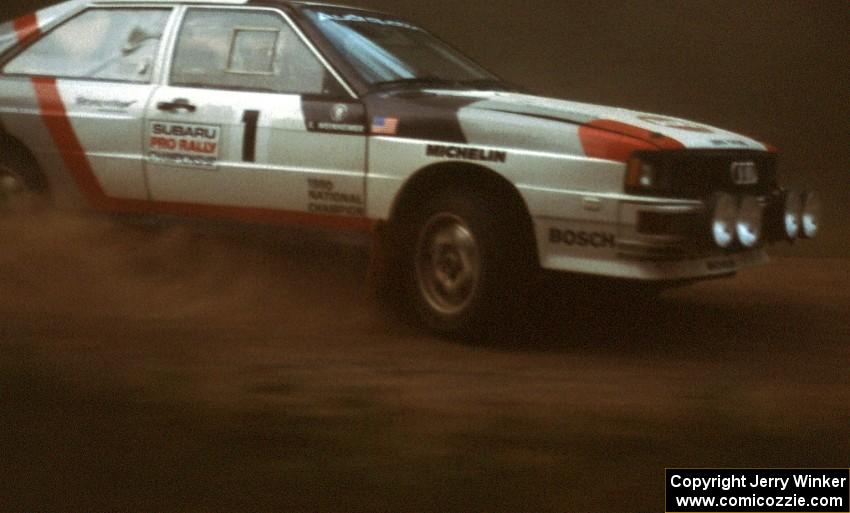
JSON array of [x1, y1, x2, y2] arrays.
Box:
[[0, 0, 820, 334]]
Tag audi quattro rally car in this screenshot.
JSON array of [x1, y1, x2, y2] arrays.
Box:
[[0, 0, 820, 334]]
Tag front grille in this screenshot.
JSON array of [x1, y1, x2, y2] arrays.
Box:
[[629, 150, 778, 199], [637, 211, 704, 237]]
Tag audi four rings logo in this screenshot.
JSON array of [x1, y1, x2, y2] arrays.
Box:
[[730, 161, 758, 185]]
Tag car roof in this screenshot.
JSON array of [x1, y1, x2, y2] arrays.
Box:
[[92, 0, 249, 4], [89, 0, 382, 12]]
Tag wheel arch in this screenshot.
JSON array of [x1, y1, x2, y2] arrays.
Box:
[[0, 130, 48, 191], [387, 161, 539, 263]]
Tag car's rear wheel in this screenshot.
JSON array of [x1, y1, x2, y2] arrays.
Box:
[[0, 146, 47, 212], [404, 188, 533, 336]]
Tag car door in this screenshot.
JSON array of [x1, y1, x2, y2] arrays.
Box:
[[144, 6, 368, 226], [0, 6, 174, 208]]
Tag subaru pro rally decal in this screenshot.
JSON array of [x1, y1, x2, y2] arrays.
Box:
[[148, 122, 222, 169]]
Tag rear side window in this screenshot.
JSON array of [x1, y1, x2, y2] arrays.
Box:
[[170, 9, 335, 95], [3, 8, 171, 83]]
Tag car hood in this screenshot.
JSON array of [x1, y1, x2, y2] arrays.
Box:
[[366, 89, 771, 162], [467, 91, 767, 148]]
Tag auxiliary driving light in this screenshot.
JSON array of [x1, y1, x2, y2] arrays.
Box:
[[736, 195, 764, 249], [801, 191, 821, 239], [711, 193, 738, 249], [782, 190, 802, 240]]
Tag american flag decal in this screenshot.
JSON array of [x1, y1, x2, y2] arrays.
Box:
[[371, 116, 399, 135]]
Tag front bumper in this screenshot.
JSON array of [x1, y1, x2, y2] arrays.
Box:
[[532, 193, 772, 282]]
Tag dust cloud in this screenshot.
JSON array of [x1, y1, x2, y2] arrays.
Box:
[[0, 210, 375, 326]]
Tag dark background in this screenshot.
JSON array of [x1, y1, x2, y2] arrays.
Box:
[[2, 0, 848, 255]]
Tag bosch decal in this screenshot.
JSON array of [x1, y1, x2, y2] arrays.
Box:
[[549, 229, 616, 249]]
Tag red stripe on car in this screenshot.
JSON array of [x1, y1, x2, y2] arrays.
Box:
[[32, 77, 109, 203], [578, 119, 685, 163], [29, 77, 374, 232], [13, 13, 41, 45]]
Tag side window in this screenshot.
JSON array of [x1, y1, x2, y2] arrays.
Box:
[[171, 9, 340, 95], [2, 9, 171, 83]]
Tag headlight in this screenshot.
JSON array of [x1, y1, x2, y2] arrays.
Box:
[[801, 191, 821, 239], [637, 163, 656, 188], [736, 195, 764, 248], [711, 193, 737, 249], [783, 190, 802, 240], [626, 158, 657, 188], [625, 156, 671, 194]]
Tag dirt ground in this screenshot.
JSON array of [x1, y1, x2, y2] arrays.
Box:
[[1, 212, 848, 513]]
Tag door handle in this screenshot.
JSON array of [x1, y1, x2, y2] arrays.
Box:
[[156, 98, 196, 113]]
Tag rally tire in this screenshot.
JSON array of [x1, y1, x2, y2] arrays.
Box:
[[404, 187, 532, 336], [0, 143, 48, 212]]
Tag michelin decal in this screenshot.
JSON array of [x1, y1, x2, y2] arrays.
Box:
[[425, 144, 508, 163]]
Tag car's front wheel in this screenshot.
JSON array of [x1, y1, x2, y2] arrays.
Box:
[[415, 211, 481, 320], [404, 188, 533, 335]]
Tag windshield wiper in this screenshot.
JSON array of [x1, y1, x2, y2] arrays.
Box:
[[369, 76, 458, 92], [459, 78, 514, 91], [369, 76, 517, 93]]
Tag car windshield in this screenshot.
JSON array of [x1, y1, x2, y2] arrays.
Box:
[[302, 8, 505, 91]]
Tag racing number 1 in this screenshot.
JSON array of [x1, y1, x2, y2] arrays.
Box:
[[242, 110, 260, 163]]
